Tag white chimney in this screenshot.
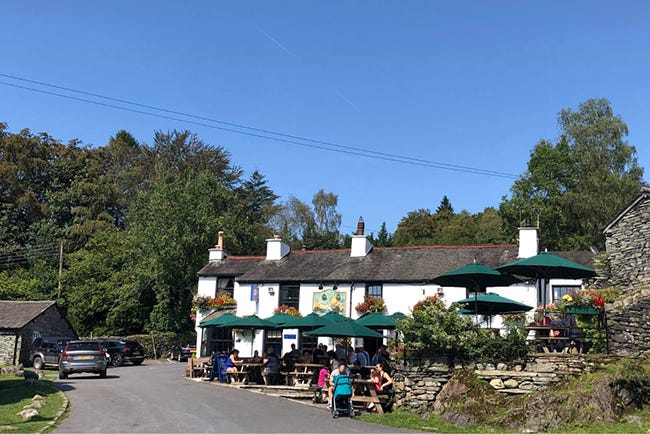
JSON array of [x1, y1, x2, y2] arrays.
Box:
[[518, 221, 539, 259], [266, 235, 291, 260], [351, 217, 373, 258], [208, 231, 227, 262]]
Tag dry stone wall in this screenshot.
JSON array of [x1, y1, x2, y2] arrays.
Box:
[[393, 354, 590, 411], [606, 288, 650, 357], [604, 189, 649, 295]]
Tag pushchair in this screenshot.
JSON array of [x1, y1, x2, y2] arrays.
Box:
[[331, 374, 354, 418]]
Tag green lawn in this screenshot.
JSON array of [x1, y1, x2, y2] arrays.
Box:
[[0, 371, 66, 433], [357, 408, 650, 433]]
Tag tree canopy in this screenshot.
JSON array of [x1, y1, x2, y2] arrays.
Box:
[[500, 98, 644, 250]]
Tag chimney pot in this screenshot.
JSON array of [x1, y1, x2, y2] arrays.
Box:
[[356, 216, 365, 236], [217, 231, 224, 249]]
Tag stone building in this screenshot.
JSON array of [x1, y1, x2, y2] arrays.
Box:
[[0, 300, 77, 365], [603, 187, 650, 294], [603, 187, 650, 357]]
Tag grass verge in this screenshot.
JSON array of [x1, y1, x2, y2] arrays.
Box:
[[0, 371, 65, 433]]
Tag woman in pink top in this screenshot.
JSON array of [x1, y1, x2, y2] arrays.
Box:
[[317, 365, 330, 388]]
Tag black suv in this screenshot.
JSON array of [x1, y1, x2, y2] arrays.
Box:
[[30, 336, 73, 370], [101, 339, 145, 367]]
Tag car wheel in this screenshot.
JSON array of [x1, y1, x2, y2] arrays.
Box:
[[99, 369, 107, 378], [33, 356, 44, 370], [177, 352, 182, 362], [112, 353, 123, 367], [59, 371, 68, 379], [132, 360, 143, 366]]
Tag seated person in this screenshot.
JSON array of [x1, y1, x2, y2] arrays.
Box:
[[375, 361, 394, 411], [263, 347, 281, 385], [327, 360, 349, 409], [224, 349, 243, 382], [283, 343, 301, 372]]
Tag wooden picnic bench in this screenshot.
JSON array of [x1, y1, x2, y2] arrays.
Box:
[[187, 357, 211, 378], [351, 379, 387, 414]]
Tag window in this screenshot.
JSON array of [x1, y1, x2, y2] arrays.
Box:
[[279, 284, 300, 309], [366, 284, 383, 299], [217, 278, 235, 298], [552, 285, 581, 302], [264, 329, 282, 355]]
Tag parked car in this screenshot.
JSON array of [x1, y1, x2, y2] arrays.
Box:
[[30, 336, 74, 370], [101, 339, 145, 367], [58, 340, 108, 379], [174, 344, 196, 362]]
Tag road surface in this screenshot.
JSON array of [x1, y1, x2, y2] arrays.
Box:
[[54, 360, 410, 433]]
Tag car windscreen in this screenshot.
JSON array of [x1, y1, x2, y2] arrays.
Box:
[[67, 342, 100, 351]]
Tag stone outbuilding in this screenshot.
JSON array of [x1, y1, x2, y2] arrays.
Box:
[[0, 300, 77, 365], [603, 187, 650, 294], [603, 187, 650, 357]]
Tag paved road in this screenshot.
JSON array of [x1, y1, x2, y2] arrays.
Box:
[[54, 360, 410, 433]]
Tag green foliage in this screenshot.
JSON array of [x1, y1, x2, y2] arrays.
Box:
[[501, 98, 644, 250], [399, 297, 527, 364]]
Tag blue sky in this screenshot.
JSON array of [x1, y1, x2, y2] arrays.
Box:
[[2, 1, 648, 236]]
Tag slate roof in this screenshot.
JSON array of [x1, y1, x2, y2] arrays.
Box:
[[0, 300, 57, 329], [196, 244, 567, 284], [603, 187, 650, 234]]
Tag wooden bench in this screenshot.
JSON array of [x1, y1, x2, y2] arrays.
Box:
[[187, 357, 212, 378]]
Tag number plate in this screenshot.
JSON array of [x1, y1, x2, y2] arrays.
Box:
[[75, 355, 92, 360], [132, 352, 140, 355]]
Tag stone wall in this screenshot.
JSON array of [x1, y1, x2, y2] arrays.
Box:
[[0, 332, 21, 365], [606, 288, 650, 357], [393, 354, 590, 411], [604, 189, 649, 295]]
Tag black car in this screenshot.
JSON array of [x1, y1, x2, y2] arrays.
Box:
[[174, 344, 196, 362], [30, 336, 74, 370], [101, 339, 145, 367]]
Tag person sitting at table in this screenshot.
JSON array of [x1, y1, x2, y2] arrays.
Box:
[[312, 344, 325, 364], [365, 368, 382, 412], [224, 349, 243, 382], [375, 362, 393, 393], [327, 359, 349, 410], [300, 350, 312, 364], [283, 343, 301, 372], [263, 347, 281, 385], [249, 350, 263, 384], [347, 346, 358, 367]]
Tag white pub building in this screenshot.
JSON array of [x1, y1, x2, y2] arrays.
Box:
[[194, 219, 593, 358]]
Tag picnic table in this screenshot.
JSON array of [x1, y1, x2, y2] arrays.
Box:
[[525, 325, 585, 353], [351, 379, 386, 414], [289, 363, 322, 386], [231, 362, 263, 384]]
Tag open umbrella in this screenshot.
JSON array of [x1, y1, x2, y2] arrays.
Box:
[[432, 262, 521, 322], [356, 312, 398, 329], [216, 315, 278, 353], [198, 312, 239, 328], [456, 292, 533, 315], [264, 312, 297, 327], [495, 252, 596, 314], [305, 321, 385, 339], [283, 311, 350, 329]]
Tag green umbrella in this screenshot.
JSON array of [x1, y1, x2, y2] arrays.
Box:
[[456, 292, 533, 316], [390, 312, 407, 321], [432, 262, 521, 322], [264, 312, 297, 327], [219, 314, 277, 329], [496, 252, 597, 315], [432, 262, 521, 290], [305, 321, 385, 338], [283, 311, 350, 329], [198, 312, 239, 328], [356, 312, 397, 329]]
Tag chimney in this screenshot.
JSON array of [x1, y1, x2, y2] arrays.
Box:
[[351, 217, 373, 258], [518, 219, 539, 258], [266, 235, 291, 260], [208, 231, 227, 262]]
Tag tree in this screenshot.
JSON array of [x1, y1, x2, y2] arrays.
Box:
[[373, 222, 392, 247], [500, 98, 644, 250], [436, 195, 454, 217]]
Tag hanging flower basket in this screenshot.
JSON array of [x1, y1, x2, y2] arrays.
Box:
[[192, 291, 237, 312], [274, 305, 302, 317], [564, 306, 600, 315], [355, 296, 387, 314]]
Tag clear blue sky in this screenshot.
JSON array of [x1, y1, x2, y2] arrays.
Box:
[[2, 1, 648, 236]]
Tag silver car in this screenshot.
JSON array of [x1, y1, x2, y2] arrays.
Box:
[[59, 340, 108, 379]]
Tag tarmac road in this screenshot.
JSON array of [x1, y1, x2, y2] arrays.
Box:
[[53, 360, 411, 433]]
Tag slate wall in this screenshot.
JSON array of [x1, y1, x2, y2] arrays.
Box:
[[393, 354, 590, 411], [604, 190, 650, 295], [18, 306, 77, 366]]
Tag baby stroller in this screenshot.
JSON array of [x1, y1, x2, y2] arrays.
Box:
[[331, 374, 354, 418]]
